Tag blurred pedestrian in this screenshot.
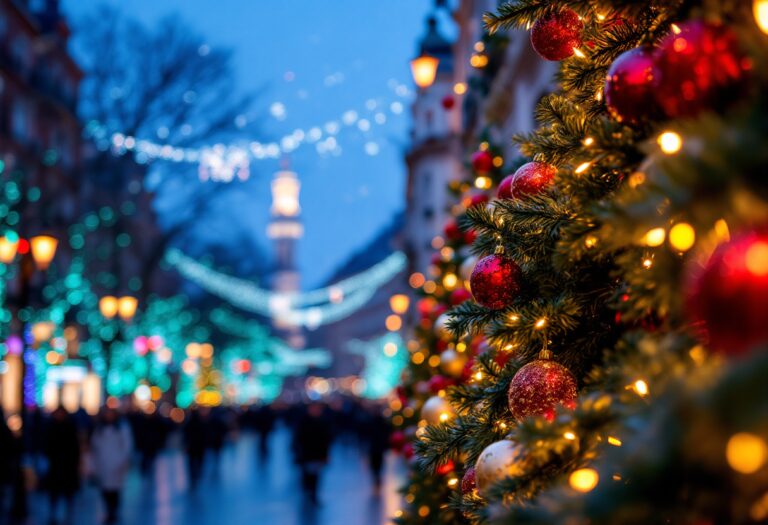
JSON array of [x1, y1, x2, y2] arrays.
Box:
[[363, 406, 391, 492], [90, 409, 132, 524], [183, 408, 206, 488], [43, 407, 80, 524], [294, 403, 332, 505]]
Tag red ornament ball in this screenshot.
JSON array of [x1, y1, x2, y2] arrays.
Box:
[[604, 47, 660, 125], [507, 358, 577, 421], [530, 9, 583, 61], [653, 20, 752, 118], [471, 150, 494, 174], [441, 95, 455, 110], [390, 430, 406, 451], [685, 231, 768, 356], [444, 219, 462, 241], [470, 254, 523, 310], [497, 162, 556, 200], [450, 287, 472, 306], [461, 467, 477, 495]]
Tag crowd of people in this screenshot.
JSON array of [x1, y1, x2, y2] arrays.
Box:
[[0, 396, 392, 524]]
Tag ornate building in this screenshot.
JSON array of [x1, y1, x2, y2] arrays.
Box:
[[267, 163, 305, 349]]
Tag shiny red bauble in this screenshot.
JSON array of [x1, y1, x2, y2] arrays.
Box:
[[444, 219, 462, 241], [685, 231, 768, 356], [469, 254, 523, 310], [604, 47, 660, 125], [497, 162, 556, 200], [530, 9, 583, 61], [653, 20, 751, 118], [450, 287, 472, 305], [507, 358, 577, 421], [461, 467, 477, 495], [441, 95, 455, 110], [471, 150, 494, 174], [428, 375, 452, 394]]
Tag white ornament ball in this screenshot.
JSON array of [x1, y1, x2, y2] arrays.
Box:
[[460, 255, 478, 282], [434, 312, 452, 340], [475, 440, 526, 496], [421, 395, 455, 425]]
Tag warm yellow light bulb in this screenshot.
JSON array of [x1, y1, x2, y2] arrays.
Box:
[[658, 131, 682, 154], [669, 223, 696, 252], [755, 0, 768, 34], [726, 433, 767, 474], [569, 468, 599, 492]]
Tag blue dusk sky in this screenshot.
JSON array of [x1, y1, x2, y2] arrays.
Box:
[[62, 0, 437, 287]]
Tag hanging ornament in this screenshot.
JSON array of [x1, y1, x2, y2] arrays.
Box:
[[450, 287, 472, 305], [421, 395, 455, 425], [604, 47, 660, 125], [470, 252, 523, 310], [444, 219, 462, 242], [434, 312, 453, 340], [685, 231, 768, 356], [475, 440, 526, 496], [653, 20, 752, 118], [530, 9, 583, 61], [460, 255, 478, 281], [441, 94, 456, 110], [461, 467, 477, 495], [508, 351, 578, 421], [428, 375, 453, 394], [497, 161, 556, 200], [440, 348, 468, 378], [471, 150, 494, 174]]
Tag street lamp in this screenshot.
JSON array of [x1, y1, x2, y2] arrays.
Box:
[[0, 235, 19, 264], [117, 296, 138, 321], [29, 235, 58, 270], [410, 53, 439, 89], [98, 296, 119, 319]]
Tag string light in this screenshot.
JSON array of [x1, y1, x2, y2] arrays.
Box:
[[669, 223, 696, 252], [569, 468, 599, 492], [755, 0, 768, 34], [657, 131, 682, 154], [726, 433, 768, 474]]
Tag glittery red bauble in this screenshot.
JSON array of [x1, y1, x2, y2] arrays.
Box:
[[470, 254, 523, 310], [497, 162, 556, 200], [441, 95, 455, 110], [685, 231, 768, 356], [450, 287, 472, 305], [507, 359, 577, 421], [471, 150, 494, 174], [530, 9, 583, 61], [444, 219, 462, 241], [604, 47, 660, 125], [428, 375, 452, 394], [653, 20, 752, 118], [461, 467, 476, 495]]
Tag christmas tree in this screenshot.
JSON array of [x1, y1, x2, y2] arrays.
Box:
[[394, 1, 768, 524]]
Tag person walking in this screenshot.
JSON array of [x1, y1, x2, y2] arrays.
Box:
[[90, 409, 132, 524], [43, 407, 81, 524], [294, 403, 332, 505]]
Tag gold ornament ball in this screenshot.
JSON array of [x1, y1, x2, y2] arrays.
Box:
[[440, 348, 467, 378], [421, 395, 455, 425], [434, 312, 453, 340], [475, 440, 526, 496]]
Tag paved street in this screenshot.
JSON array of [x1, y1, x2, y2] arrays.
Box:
[[21, 426, 404, 525]]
